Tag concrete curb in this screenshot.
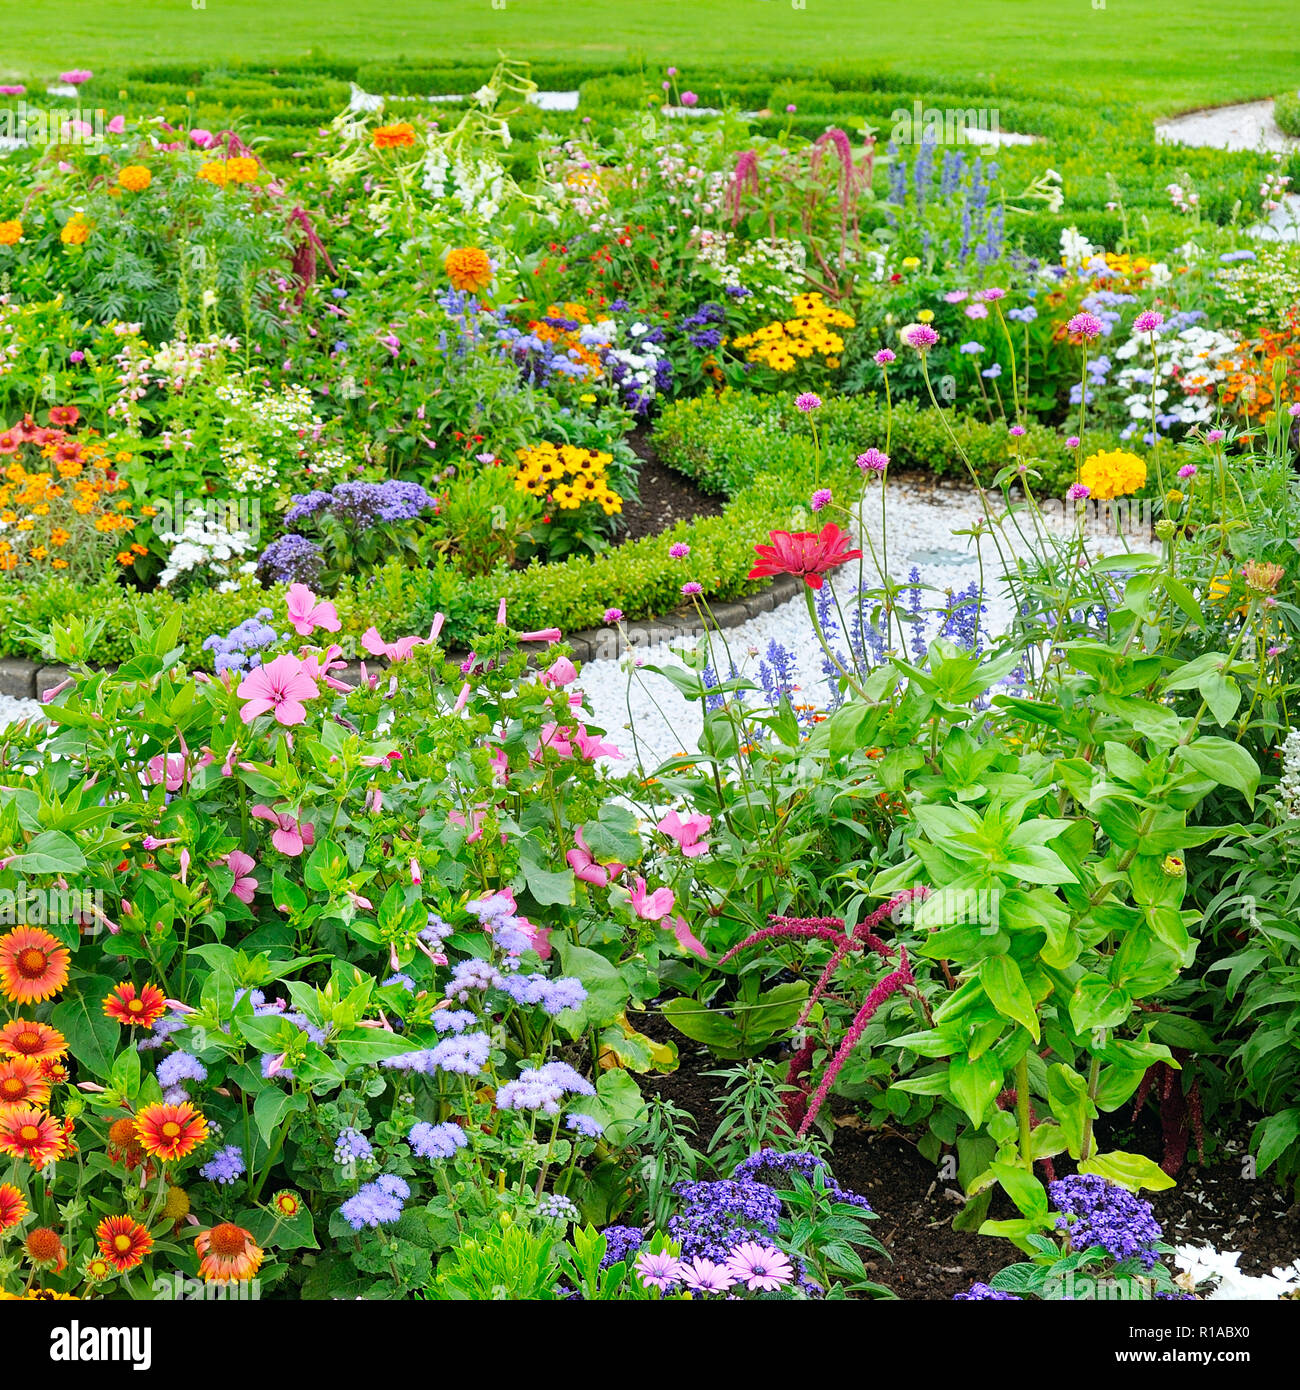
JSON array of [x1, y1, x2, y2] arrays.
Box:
[[0, 575, 804, 700]]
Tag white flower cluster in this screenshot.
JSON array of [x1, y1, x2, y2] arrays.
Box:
[[156, 514, 255, 591], [1113, 323, 1238, 428], [1174, 1244, 1300, 1300], [693, 230, 806, 314], [422, 149, 508, 221], [214, 381, 343, 494], [1279, 729, 1300, 819], [608, 321, 668, 403]]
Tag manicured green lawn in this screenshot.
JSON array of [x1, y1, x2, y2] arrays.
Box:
[[4, 0, 1296, 110]]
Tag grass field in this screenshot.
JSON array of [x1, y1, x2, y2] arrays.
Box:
[[4, 0, 1298, 110]]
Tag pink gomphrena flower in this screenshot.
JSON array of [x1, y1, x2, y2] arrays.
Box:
[[518, 627, 562, 645], [856, 448, 889, 473], [237, 654, 320, 726], [285, 584, 340, 637], [629, 877, 675, 922], [1177, 464, 1197, 479], [724, 1242, 793, 1292], [572, 727, 622, 760], [223, 851, 258, 905], [361, 626, 425, 662], [669, 542, 691, 559], [1133, 310, 1165, 333], [810, 488, 832, 512], [1066, 435, 1081, 449], [1206, 429, 1226, 443], [899, 322, 939, 350], [250, 805, 315, 857], [670, 915, 708, 960], [873, 348, 896, 365], [107, 115, 125, 134], [794, 391, 822, 412], [543, 656, 578, 687], [603, 608, 623, 624], [566, 826, 626, 888], [1066, 312, 1104, 339], [1067, 483, 1090, 501], [679, 1258, 736, 1294], [634, 1249, 683, 1291], [656, 810, 712, 858]]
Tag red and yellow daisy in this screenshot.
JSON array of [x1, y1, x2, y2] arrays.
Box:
[[37, 1057, 70, 1086], [134, 1101, 207, 1162], [0, 1055, 51, 1111], [0, 1182, 29, 1233], [0, 927, 70, 1005], [95, 1214, 153, 1273], [83, 1255, 114, 1282], [103, 981, 167, 1028], [0, 1106, 66, 1167], [270, 1190, 301, 1218], [195, 1222, 264, 1284], [24, 1226, 66, 1272], [0, 1020, 67, 1062]]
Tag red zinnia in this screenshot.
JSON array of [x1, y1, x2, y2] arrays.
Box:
[[103, 981, 167, 1028], [747, 523, 863, 591]]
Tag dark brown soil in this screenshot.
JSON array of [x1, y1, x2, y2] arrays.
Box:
[[615, 429, 726, 543], [634, 1011, 1300, 1300]]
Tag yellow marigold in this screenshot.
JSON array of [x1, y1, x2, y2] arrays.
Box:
[[60, 216, 91, 246], [0, 219, 21, 246], [372, 122, 416, 150], [446, 246, 493, 294], [117, 165, 151, 192], [225, 156, 259, 184], [196, 161, 228, 187], [1077, 449, 1147, 501]]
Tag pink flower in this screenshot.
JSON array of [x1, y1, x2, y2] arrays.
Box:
[[1067, 312, 1104, 340], [534, 723, 575, 760], [724, 1242, 792, 1291], [679, 1257, 735, 1293], [519, 627, 562, 645], [629, 877, 675, 922], [285, 583, 340, 637], [669, 542, 691, 559], [189, 128, 215, 147], [1177, 464, 1197, 479], [107, 115, 125, 134], [544, 656, 578, 687], [572, 727, 623, 760], [223, 850, 258, 904], [656, 810, 712, 857], [603, 608, 623, 624], [680, 91, 698, 107], [873, 349, 896, 365], [900, 323, 939, 350], [634, 1250, 683, 1291], [567, 826, 625, 887], [670, 915, 708, 960], [410, 858, 422, 887], [237, 654, 320, 726], [856, 448, 889, 473], [361, 626, 425, 662], [1134, 310, 1164, 333], [145, 752, 190, 791], [251, 805, 316, 856]]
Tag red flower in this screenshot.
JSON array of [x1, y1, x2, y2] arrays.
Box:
[[48, 406, 80, 427], [747, 523, 863, 591]]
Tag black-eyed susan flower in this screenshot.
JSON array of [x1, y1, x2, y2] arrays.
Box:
[[195, 1222, 264, 1284], [0, 927, 70, 1005], [95, 1214, 153, 1273], [134, 1101, 207, 1162], [103, 981, 167, 1028]]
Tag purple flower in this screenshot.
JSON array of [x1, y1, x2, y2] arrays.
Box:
[[794, 391, 822, 412], [333, 1127, 374, 1165], [955, 1282, 1021, 1300], [69, 350, 85, 364], [1289, 403, 1300, 418], [901, 323, 939, 350], [603, 608, 623, 623], [873, 348, 896, 365], [856, 448, 889, 473], [724, 1241, 793, 1291], [1048, 1174, 1162, 1270], [408, 1120, 468, 1160], [680, 1257, 736, 1293], [1067, 483, 1091, 501], [682, 581, 703, 596], [1177, 464, 1197, 479], [1066, 435, 1082, 448], [634, 1249, 683, 1291], [339, 1179, 405, 1230], [566, 1112, 605, 1138], [200, 1145, 246, 1186], [1206, 429, 1226, 442], [960, 341, 984, 354], [599, 1225, 644, 1267], [980, 287, 1006, 301], [157, 1051, 208, 1087], [1134, 310, 1164, 333], [965, 303, 989, 320], [810, 488, 832, 512], [1067, 312, 1105, 339], [1009, 425, 1026, 437], [680, 91, 698, 107], [669, 542, 691, 559]]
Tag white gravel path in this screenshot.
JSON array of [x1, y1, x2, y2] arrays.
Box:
[[1155, 97, 1298, 154]]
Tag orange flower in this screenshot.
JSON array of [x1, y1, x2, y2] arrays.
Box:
[[196, 160, 228, 187], [103, 981, 167, 1028], [0, 219, 21, 246], [372, 122, 416, 149], [0, 1056, 51, 1111], [270, 1190, 301, 1217], [225, 156, 259, 184], [0, 927, 70, 1005], [0, 1106, 67, 1167], [60, 216, 91, 246], [445, 246, 493, 295], [95, 1214, 153, 1272], [24, 1226, 66, 1271], [134, 1101, 207, 1162], [0, 1182, 29, 1232], [195, 1222, 264, 1283], [0, 1020, 67, 1062], [118, 165, 152, 192], [37, 1058, 70, 1085]]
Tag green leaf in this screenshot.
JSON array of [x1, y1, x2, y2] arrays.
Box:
[[1077, 1149, 1176, 1191], [1253, 1109, 1300, 1174], [1068, 977, 1132, 1033], [979, 956, 1040, 1040], [948, 1052, 1004, 1127], [990, 1160, 1051, 1219], [254, 1085, 309, 1144], [51, 975, 120, 1080], [1046, 1063, 1096, 1158], [1178, 738, 1259, 807], [554, 939, 628, 1031], [6, 830, 86, 875]]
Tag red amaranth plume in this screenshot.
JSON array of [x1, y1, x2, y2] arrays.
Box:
[[287, 206, 337, 303], [727, 148, 762, 228], [1131, 1048, 1204, 1176]]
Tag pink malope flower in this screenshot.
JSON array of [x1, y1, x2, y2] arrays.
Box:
[[223, 850, 258, 905], [629, 877, 675, 922], [285, 583, 340, 637], [361, 627, 425, 662], [145, 752, 190, 792], [572, 726, 622, 760], [724, 1242, 793, 1291], [544, 656, 578, 687], [656, 810, 712, 857], [519, 627, 563, 645], [250, 805, 316, 857], [566, 826, 625, 887], [237, 654, 320, 726], [669, 915, 708, 960]]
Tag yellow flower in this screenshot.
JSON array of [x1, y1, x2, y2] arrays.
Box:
[[918, 309, 935, 324], [0, 219, 21, 246], [901, 256, 921, 270], [1077, 449, 1147, 501], [1162, 855, 1185, 876], [196, 161, 228, 187], [117, 165, 152, 192], [225, 156, 259, 184], [60, 216, 91, 246], [445, 247, 493, 294]]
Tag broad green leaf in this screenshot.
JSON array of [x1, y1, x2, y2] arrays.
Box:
[[1077, 1148, 1176, 1191]]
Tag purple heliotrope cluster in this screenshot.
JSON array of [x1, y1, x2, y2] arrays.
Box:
[[1049, 1174, 1163, 1269], [202, 610, 280, 675], [285, 479, 436, 528]]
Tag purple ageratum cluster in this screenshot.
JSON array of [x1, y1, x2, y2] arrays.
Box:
[[408, 1120, 468, 1160], [156, 1050, 208, 1089], [202, 609, 280, 675], [200, 1144, 246, 1185], [285, 480, 436, 529], [333, 1126, 374, 1166], [443, 956, 587, 1016], [496, 1060, 595, 1115], [1049, 1174, 1163, 1270], [256, 533, 324, 587], [954, 1282, 1022, 1300], [379, 1031, 493, 1077], [339, 1174, 410, 1230]]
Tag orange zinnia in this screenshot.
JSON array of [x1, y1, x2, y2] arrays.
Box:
[[0, 1182, 29, 1232], [0, 1106, 66, 1167], [103, 981, 167, 1028], [0, 1055, 51, 1111], [445, 246, 493, 294], [0, 1020, 66, 1062], [95, 1214, 153, 1272], [372, 122, 415, 149], [0, 927, 70, 1004], [134, 1101, 207, 1162], [195, 1222, 264, 1284]]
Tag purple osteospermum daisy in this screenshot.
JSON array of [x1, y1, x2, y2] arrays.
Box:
[[794, 391, 822, 412], [679, 1257, 737, 1293], [1067, 312, 1104, 339], [1134, 310, 1164, 333], [669, 542, 690, 559], [724, 1241, 793, 1291], [810, 488, 832, 511], [873, 348, 896, 365], [856, 448, 889, 472], [634, 1249, 683, 1291], [682, 582, 703, 597]]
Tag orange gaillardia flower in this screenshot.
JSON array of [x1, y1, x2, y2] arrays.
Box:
[[0, 1055, 51, 1110], [0, 1021, 67, 1062], [372, 122, 416, 149], [270, 1190, 301, 1218], [445, 247, 493, 295], [195, 1222, 264, 1284], [135, 1101, 208, 1162], [24, 1226, 66, 1272], [0, 1182, 29, 1232], [117, 165, 152, 192], [103, 981, 167, 1028], [107, 1115, 148, 1170], [0, 927, 71, 1004], [95, 1214, 153, 1272], [0, 1106, 67, 1167]]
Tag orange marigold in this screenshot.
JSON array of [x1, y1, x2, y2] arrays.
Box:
[[372, 122, 416, 149], [0, 219, 21, 246], [117, 165, 152, 192], [445, 246, 493, 294]]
